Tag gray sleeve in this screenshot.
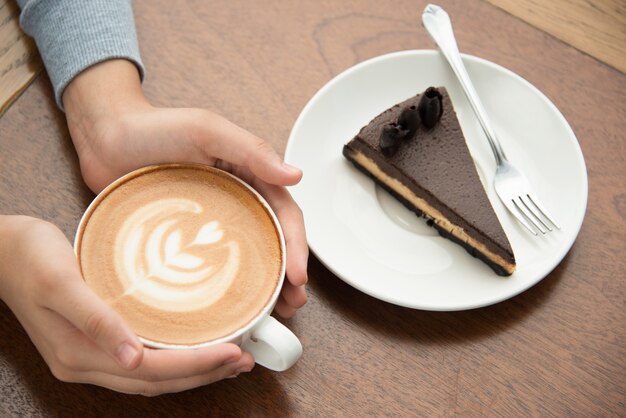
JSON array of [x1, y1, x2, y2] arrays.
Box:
[[17, 0, 145, 110]]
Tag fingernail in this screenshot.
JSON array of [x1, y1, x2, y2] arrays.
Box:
[[282, 162, 301, 175], [116, 343, 138, 368]]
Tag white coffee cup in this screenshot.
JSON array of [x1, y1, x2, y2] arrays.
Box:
[[74, 164, 302, 371]]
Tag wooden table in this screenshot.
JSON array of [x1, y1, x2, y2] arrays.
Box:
[[1, 0, 625, 416]]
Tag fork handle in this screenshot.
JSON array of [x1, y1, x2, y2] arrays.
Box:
[[422, 4, 507, 166]]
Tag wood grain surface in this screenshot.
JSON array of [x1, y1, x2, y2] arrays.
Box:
[[0, 0, 41, 116], [487, 0, 626, 74], [0, 0, 625, 416]]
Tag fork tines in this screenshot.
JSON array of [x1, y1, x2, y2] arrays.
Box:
[[511, 193, 561, 235]]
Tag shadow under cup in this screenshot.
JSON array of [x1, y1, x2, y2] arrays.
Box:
[[74, 164, 301, 371]]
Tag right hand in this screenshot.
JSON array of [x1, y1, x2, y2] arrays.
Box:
[[0, 216, 254, 395]]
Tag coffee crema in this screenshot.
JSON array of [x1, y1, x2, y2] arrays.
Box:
[[76, 165, 283, 346]]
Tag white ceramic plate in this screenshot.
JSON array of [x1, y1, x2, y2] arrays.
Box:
[[285, 50, 587, 311]]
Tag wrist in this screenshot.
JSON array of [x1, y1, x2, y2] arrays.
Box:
[[63, 59, 150, 147]]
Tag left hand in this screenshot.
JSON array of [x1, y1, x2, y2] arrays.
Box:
[[0, 216, 254, 395], [63, 59, 307, 317]]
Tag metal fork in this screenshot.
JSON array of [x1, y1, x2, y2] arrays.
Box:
[[422, 4, 560, 235]]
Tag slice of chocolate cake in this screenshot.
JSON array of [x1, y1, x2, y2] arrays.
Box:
[[343, 87, 516, 276]]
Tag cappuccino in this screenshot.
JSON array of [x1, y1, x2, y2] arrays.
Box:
[[76, 164, 283, 346]]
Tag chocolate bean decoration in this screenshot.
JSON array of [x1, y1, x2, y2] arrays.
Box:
[[379, 123, 404, 157], [398, 106, 419, 139], [418, 87, 443, 129]]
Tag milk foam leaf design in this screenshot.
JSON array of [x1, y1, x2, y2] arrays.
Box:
[[163, 228, 207, 270], [191, 221, 224, 246], [167, 252, 206, 270], [115, 199, 241, 312]]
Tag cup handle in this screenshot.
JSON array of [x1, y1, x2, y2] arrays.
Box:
[[241, 316, 302, 371]]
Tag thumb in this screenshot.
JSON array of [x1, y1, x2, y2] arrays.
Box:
[[183, 110, 303, 186], [46, 272, 144, 370]]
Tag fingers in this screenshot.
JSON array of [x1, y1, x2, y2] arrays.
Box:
[[43, 269, 143, 370], [185, 110, 302, 186], [249, 178, 309, 288], [245, 178, 307, 318], [30, 306, 255, 395], [274, 297, 297, 318], [72, 350, 255, 396], [136, 344, 247, 381], [274, 281, 307, 318], [65, 336, 246, 382], [79, 107, 302, 190]]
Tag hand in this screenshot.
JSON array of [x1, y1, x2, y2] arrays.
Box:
[[63, 59, 307, 317], [0, 216, 254, 395]]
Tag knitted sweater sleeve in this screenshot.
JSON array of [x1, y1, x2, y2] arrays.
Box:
[[16, 0, 145, 110]]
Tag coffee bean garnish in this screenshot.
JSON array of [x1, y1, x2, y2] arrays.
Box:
[[418, 87, 443, 129], [379, 123, 404, 157], [398, 106, 419, 139]]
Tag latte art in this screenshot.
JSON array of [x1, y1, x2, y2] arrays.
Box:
[[116, 198, 240, 312], [76, 165, 283, 346]]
